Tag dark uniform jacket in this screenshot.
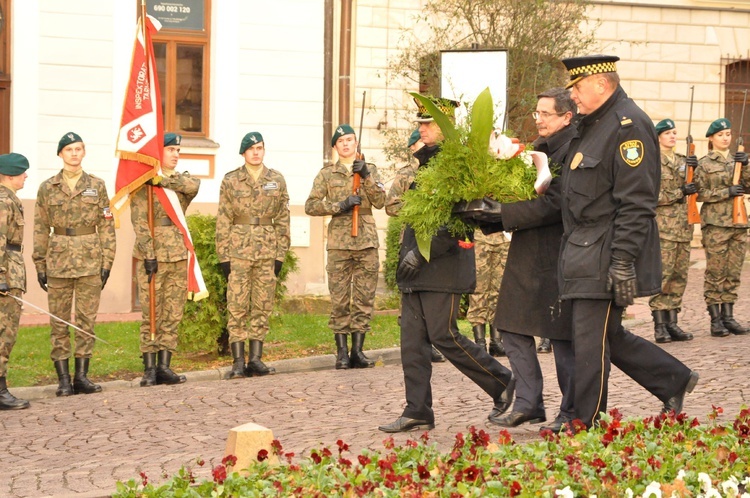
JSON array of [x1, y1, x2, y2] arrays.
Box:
[[493, 124, 577, 340], [396, 144, 476, 295], [559, 86, 661, 300]]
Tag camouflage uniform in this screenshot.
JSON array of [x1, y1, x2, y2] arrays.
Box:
[[694, 150, 750, 305], [304, 161, 385, 337], [649, 152, 692, 311], [216, 166, 290, 344], [33, 171, 116, 361], [384, 163, 417, 217], [0, 185, 26, 378], [131, 173, 200, 352], [466, 231, 510, 326]]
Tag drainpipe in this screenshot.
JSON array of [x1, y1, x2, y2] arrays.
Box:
[[323, 0, 333, 164], [338, 0, 353, 125]]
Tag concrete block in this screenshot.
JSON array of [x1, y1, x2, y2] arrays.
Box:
[[225, 422, 279, 472]]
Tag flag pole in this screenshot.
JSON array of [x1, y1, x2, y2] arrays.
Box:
[[142, 0, 157, 341]]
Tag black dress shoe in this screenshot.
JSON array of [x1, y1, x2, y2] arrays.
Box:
[[662, 371, 699, 415], [378, 416, 435, 433], [489, 410, 546, 427], [540, 413, 573, 433], [537, 338, 552, 353], [430, 345, 446, 363], [488, 376, 515, 419]]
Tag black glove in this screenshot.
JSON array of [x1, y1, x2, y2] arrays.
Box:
[[274, 260, 283, 277], [452, 197, 503, 224], [144, 176, 163, 187], [0, 282, 8, 294], [100, 268, 111, 289], [352, 160, 370, 179], [680, 183, 697, 196], [734, 151, 749, 167], [338, 195, 361, 213], [37, 272, 48, 292], [144, 259, 158, 283], [396, 249, 426, 281], [728, 185, 745, 197], [220, 261, 231, 281], [685, 155, 698, 169], [606, 255, 636, 307]]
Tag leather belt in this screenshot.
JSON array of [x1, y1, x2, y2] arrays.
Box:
[[6, 243, 21, 252], [233, 216, 274, 226], [53, 226, 97, 236], [336, 208, 372, 216], [155, 217, 174, 226]]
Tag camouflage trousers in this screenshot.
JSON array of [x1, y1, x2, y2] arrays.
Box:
[[227, 258, 276, 343], [466, 241, 509, 326], [48, 274, 100, 361], [702, 225, 747, 305], [326, 248, 378, 335], [649, 239, 691, 311], [0, 289, 22, 377], [136, 259, 188, 353]]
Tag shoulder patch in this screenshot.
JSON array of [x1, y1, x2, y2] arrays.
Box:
[[619, 140, 644, 167]]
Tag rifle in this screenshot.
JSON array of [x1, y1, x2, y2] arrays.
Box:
[[685, 86, 700, 224], [732, 89, 748, 226], [352, 91, 366, 237]]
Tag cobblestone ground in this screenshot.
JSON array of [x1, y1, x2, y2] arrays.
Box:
[[2, 257, 749, 497]]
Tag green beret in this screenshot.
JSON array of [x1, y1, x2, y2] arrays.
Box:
[[164, 133, 182, 147], [331, 124, 356, 147], [407, 129, 421, 147], [0, 153, 30, 176], [57, 131, 83, 154], [705, 118, 731, 137], [655, 119, 675, 136], [239, 132, 264, 154]]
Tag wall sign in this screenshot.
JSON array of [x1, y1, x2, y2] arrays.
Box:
[[147, 0, 204, 31]]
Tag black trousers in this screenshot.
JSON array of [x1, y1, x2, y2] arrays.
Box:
[[502, 331, 574, 417], [400, 291, 513, 423], [572, 299, 692, 428]]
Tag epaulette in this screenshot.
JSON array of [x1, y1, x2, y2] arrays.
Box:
[[615, 109, 633, 128]]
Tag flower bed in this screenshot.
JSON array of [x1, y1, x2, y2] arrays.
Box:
[[114, 407, 750, 497]]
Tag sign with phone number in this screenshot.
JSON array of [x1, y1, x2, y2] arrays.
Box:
[[147, 0, 204, 31]]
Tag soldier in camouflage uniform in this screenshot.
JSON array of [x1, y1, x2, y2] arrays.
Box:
[[0, 153, 31, 410], [648, 119, 696, 344], [217, 132, 290, 379], [305, 124, 386, 370], [131, 133, 200, 387], [33, 133, 116, 397], [694, 118, 750, 337], [467, 231, 510, 357]]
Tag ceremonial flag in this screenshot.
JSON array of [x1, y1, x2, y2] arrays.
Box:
[[111, 14, 208, 301]]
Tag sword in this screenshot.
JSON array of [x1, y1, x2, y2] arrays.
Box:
[[2, 292, 120, 349]]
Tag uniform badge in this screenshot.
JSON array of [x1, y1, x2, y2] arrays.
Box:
[[103, 207, 113, 219], [82, 188, 98, 197], [619, 140, 644, 167], [570, 152, 583, 170], [262, 182, 279, 190]]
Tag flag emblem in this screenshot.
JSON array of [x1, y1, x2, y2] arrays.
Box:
[[127, 125, 147, 144]]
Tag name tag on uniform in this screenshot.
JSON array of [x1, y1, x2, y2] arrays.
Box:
[[262, 182, 279, 191], [82, 188, 98, 197]]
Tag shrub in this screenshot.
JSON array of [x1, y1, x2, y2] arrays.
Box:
[[383, 216, 404, 293], [178, 214, 298, 353]]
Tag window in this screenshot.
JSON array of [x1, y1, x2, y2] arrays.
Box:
[[723, 58, 750, 147], [141, 0, 210, 137]]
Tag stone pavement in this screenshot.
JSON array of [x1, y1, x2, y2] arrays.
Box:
[[2, 251, 750, 497]]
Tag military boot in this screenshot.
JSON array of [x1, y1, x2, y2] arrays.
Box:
[[488, 327, 506, 357], [246, 340, 276, 376], [53, 359, 74, 397], [666, 309, 693, 341], [156, 350, 187, 385], [140, 352, 157, 387], [350, 332, 375, 368], [0, 377, 30, 410], [721, 303, 749, 335], [652, 310, 672, 344], [472, 324, 487, 352], [73, 358, 102, 394], [334, 334, 349, 370], [707, 304, 730, 337], [227, 341, 246, 379]]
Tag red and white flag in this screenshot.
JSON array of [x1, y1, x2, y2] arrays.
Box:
[[112, 15, 208, 301]]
